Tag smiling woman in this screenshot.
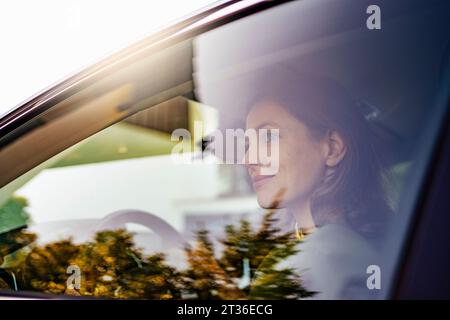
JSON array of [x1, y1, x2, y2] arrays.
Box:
[[0, 0, 450, 300], [245, 70, 392, 235], [193, 0, 450, 299]]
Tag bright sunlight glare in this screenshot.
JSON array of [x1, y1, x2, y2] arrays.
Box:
[[0, 0, 215, 116]]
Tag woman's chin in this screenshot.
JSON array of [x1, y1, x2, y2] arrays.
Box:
[[256, 195, 284, 209]]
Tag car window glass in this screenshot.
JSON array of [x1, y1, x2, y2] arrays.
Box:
[[1, 0, 449, 299]]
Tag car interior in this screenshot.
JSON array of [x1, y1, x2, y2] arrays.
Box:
[[0, 0, 449, 299]]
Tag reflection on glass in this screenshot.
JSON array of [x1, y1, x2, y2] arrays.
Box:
[[0, 195, 313, 300], [1, 0, 448, 300]]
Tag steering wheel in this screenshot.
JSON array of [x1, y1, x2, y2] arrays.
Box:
[[94, 209, 186, 251]]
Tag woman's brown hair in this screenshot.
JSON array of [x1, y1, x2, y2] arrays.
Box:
[[247, 65, 393, 239]]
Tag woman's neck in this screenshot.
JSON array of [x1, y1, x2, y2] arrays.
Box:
[[289, 199, 316, 233]]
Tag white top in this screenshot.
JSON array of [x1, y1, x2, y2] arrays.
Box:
[[278, 223, 384, 299]]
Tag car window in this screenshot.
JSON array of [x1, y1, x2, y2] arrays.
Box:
[[1, 0, 449, 299]]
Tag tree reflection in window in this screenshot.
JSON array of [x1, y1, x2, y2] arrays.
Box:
[[0, 200, 314, 299]]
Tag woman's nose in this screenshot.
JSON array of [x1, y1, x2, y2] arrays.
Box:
[[243, 146, 256, 167], [243, 139, 260, 166]]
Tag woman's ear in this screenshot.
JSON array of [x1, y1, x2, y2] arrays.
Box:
[[324, 130, 347, 167]]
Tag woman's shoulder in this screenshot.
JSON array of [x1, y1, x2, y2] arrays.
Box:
[[305, 223, 378, 255], [283, 223, 382, 299]]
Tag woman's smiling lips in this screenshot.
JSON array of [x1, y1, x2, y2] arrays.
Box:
[[251, 174, 275, 189]]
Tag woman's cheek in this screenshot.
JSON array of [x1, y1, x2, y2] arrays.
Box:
[[283, 143, 321, 201]]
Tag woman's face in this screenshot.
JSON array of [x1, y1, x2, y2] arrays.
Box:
[[245, 101, 329, 209]]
